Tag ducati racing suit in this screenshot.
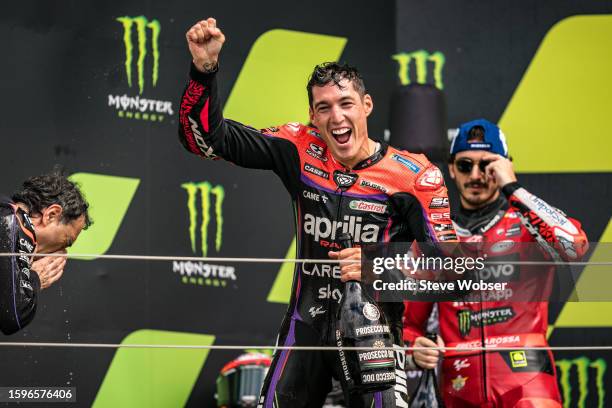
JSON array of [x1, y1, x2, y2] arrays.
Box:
[[403, 183, 588, 407]]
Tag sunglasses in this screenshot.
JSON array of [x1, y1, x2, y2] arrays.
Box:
[[454, 159, 491, 174]]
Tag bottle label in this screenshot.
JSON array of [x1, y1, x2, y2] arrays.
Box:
[[358, 339, 395, 371], [362, 303, 381, 321], [354, 325, 390, 337], [358, 349, 394, 362], [335, 330, 352, 382], [361, 371, 396, 384]]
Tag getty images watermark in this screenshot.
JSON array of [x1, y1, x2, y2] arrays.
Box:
[[370, 254, 510, 293], [361, 241, 610, 303]]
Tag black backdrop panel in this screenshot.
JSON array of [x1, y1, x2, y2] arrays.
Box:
[[0, 1, 394, 407]]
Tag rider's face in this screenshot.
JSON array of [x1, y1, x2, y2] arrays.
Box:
[[309, 79, 373, 169], [449, 150, 499, 209]]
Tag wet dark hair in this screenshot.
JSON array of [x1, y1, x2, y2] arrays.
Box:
[[12, 171, 92, 228], [307, 62, 366, 107]]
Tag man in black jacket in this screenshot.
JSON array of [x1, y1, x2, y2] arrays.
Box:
[[0, 172, 91, 335]]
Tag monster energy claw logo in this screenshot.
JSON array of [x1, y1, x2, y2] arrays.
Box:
[[108, 15, 173, 122], [458, 310, 471, 337], [456, 307, 515, 338], [392, 50, 445, 90], [556, 357, 606, 408], [173, 182, 235, 289], [117, 15, 160, 94], [182, 182, 225, 257]]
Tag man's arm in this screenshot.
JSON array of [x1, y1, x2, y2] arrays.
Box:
[[403, 301, 445, 369], [390, 162, 458, 261], [410, 164, 458, 244], [403, 300, 434, 344], [0, 206, 39, 335], [179, 66, 300, 168], [483, 153, 588, 259], [503, 182, 588, 259], [178, 18, 301, 186]]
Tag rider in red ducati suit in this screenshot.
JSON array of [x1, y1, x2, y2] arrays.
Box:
[[403, 119, 588, 407]]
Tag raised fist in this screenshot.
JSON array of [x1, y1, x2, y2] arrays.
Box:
[[186, 17, 226, 73]]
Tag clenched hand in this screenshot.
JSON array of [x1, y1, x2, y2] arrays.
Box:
[[186, 17, 226, 73], [32, 250, 67, 290]]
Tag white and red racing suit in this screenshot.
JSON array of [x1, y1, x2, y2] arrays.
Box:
[[403, 183, 588, 407]]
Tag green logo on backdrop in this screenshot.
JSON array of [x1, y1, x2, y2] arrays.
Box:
[[556, 357, 606, 408], [174, 182, 234, 289], [109, 15, 173, 122], [116, 15, 160, 94], [181, 182, 225, 258], [392, 50, 446, 90]]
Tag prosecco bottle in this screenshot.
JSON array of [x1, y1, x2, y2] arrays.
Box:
[[409, 332, 445, 407], [335, 232, 396, 393]]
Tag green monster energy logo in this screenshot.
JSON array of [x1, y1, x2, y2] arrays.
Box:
[[116, 15, 161, 94], [458, 310, 471, 337], [456, 307, 514, 338], [181, 182, 225, 257], [556, 357, 606, 408], [392, 50, 446, 90]]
